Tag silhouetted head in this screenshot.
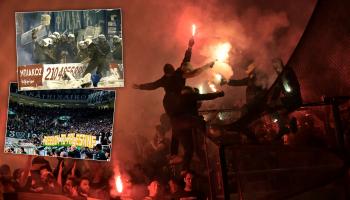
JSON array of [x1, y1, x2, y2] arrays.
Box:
[[272, 58, 284, 74], [181, 86, 195, 95], [163, 64, 175, 76], [96, 144, 102, 151]]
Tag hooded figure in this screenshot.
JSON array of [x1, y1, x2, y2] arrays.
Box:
[[222, 63, 267, 114], [133, 38, 214, 116]]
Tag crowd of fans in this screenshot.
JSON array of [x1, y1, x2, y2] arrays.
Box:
[[6, 101, 113, 161], [0, 153, 207, 200], [2, 103, 350, 200], [3, 108, 210, 199], [5, 144, 111, 162], [7, 102, 113, 137], [15, 89, 115, 104]]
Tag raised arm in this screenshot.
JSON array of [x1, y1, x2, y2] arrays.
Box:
[[57, 161, 64, 186], [18, 155, 33, 188], [226, 77, 249, 86], [133, 77, 164, 90], [181, 37, 195, 66], [71, 161, 77, 178], [182, 61, 215, 79], [197, 91, 225, 101]]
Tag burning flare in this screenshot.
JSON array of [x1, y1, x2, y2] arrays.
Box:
[[214, 42, 231, 62], [116, 175, 123, 193], [192, 24, 196, 36]]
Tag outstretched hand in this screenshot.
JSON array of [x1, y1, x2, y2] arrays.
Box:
[[220, 78, 228, 86], [209, 61, 215, 68], [217, 91, 225, 97], [132, 84, 141, 89], [188, 37, 195, 48]]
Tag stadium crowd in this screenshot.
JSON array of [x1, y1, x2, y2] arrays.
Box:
[[0, 154, 206, 200], [7, 102, 113, 137], [6, 101, 113, 161]]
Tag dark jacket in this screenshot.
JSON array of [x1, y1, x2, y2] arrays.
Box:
[[227, 75, 266, 104], [138, 48, 192, 116]]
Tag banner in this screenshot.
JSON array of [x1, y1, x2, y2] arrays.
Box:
[[18, 63, 124, 90], [18, 63, 87, 88], [43, 133, 96, 148]]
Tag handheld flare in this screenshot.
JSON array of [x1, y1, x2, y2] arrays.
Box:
[[116, 175, 123, 193], [192, 24, 196, 36]]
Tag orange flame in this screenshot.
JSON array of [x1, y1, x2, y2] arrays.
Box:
[[192, 24, 196, 36], [116, 175, 123, 193]]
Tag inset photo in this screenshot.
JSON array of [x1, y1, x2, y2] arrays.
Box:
[[16, 9, 123, 90], [5, 83, 115, 161]]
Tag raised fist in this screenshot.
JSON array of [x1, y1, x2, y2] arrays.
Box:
[[188, 37, 195, 48]]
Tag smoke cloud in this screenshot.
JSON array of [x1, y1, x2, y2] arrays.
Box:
[[114, 0, 316, 166], [0, 0, 316, 171]]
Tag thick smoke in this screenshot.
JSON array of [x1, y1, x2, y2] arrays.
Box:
[[114, 0, 316, 166], [0, 0, 316, 171]]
